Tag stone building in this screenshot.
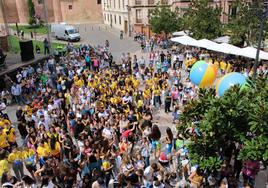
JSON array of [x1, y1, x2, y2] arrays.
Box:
[[102, 0, 171, 37], [102, 0, 253, 38], [0, 0, 103, 24]]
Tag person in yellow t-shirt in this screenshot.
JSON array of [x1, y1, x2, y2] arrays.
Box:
[[153, 86, 161, 107], [23, 148, 36, 178], [0, 150, 9, 178], [220, 61, 227, 72], [8, 148, 24, 181], [36, 140, 50, 166], [49, 137, 61, 158], [0, 118, 10, 128], [0, 127, 9, 149], [143, 88, 151, 106], [214, 60, 220, 69], [4, 125, 16, 148], [226, 62, 233, 73]]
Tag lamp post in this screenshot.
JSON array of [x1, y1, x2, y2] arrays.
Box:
[[253, 5, 268, 79], [126, 5, 131, 37]]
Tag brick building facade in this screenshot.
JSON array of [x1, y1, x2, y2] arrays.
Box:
[[0, 0, 103, 24]]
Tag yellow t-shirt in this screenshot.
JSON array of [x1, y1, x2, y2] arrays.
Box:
[[23, 149, 35, 159], [50, 142, 61, 156], [0, 159, 9, 177], [220, 61, 227, 71], [8, 151, 23, 163], [143, 89, 151, 99], [153, 89, 161, 96], [137, 100, 143, 108], [226, 63, 232, 73], [0, 132, 8, 148], [4, 127, 16, 143], [0, 119, 10, 128], [75, 79, 84, 87], [37, 143, 50, 157], [132, 79, 139, 89]]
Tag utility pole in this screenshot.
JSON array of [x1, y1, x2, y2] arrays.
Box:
[[43, 0, 52, 54], [253, 3, 268, 79]]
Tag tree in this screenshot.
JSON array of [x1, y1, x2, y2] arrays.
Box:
[[226, 0, 266, 46], [149, 6, 182, 35], [182, 0, 222, 39], [28, 0, 36, 25], [178, 78, 268, 172]]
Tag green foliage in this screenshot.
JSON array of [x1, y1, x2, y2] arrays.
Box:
[[28, 0, 36, 25], [8, 36, 65, 54], [178, 78, 268, 171], [226, 0, 266, 46], [182, 0, 222, 39], [149, 6, 182, 35], [10, 25, 48, 34]]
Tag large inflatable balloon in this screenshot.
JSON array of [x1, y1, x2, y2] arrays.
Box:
[[216, 72, 246, 96], [191, 60, 206, 71], [190, 63, 217, 88]]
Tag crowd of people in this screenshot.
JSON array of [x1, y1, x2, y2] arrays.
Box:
[[0, 38, 267, 188]]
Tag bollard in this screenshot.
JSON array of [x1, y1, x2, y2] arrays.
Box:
[[85, 26, 86, 32], [92, 26, 93, 30], [99, 26, 100, 31]]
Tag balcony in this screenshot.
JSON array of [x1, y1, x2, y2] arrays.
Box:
[[136, 18, 142, 23], [135, 0, 142, 5]]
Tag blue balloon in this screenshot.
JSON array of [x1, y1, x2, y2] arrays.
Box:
[[189, 63, 207, 86], [217, 72, 246, 96]]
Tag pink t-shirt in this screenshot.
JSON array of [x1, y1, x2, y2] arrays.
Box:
[[171, 90, 179, 100], [93, 59, 99, 67]]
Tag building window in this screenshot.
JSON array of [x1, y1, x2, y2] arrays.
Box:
[[114, 15, 117, 24], [136, 9, 142, 23], [69, 5, 73, 10], [104, 13, 106, 21], [148, 9, 153, 20], [135, 0, 142, 5], [122, 0, 125, 9], [97, 0, 102, 4], [119, 16, 121, 25], [114, 0, 116, 8], [229, 6, 237, 18], [118, 0, 120, 9], [161, 0, 168, 5], [107, 14, 109, 21], [148, 0, 154, 5]]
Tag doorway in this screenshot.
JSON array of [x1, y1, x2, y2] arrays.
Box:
[[124, 20, 128, 34]]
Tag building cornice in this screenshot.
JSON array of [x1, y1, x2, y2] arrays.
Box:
[[131, 5, 170, 8]]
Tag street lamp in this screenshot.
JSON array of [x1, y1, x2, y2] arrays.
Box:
[[253, 4, 268, 79], [126, 5, 131, 37]]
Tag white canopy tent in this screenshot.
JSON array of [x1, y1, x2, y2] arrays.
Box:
[[213, 36, 230, 43], [170, 36, 198, 46], [172, 30, 189, 37], [171, 36, 268, 60], [240, 47, 268, 60], [195, 39, 219, 49]]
